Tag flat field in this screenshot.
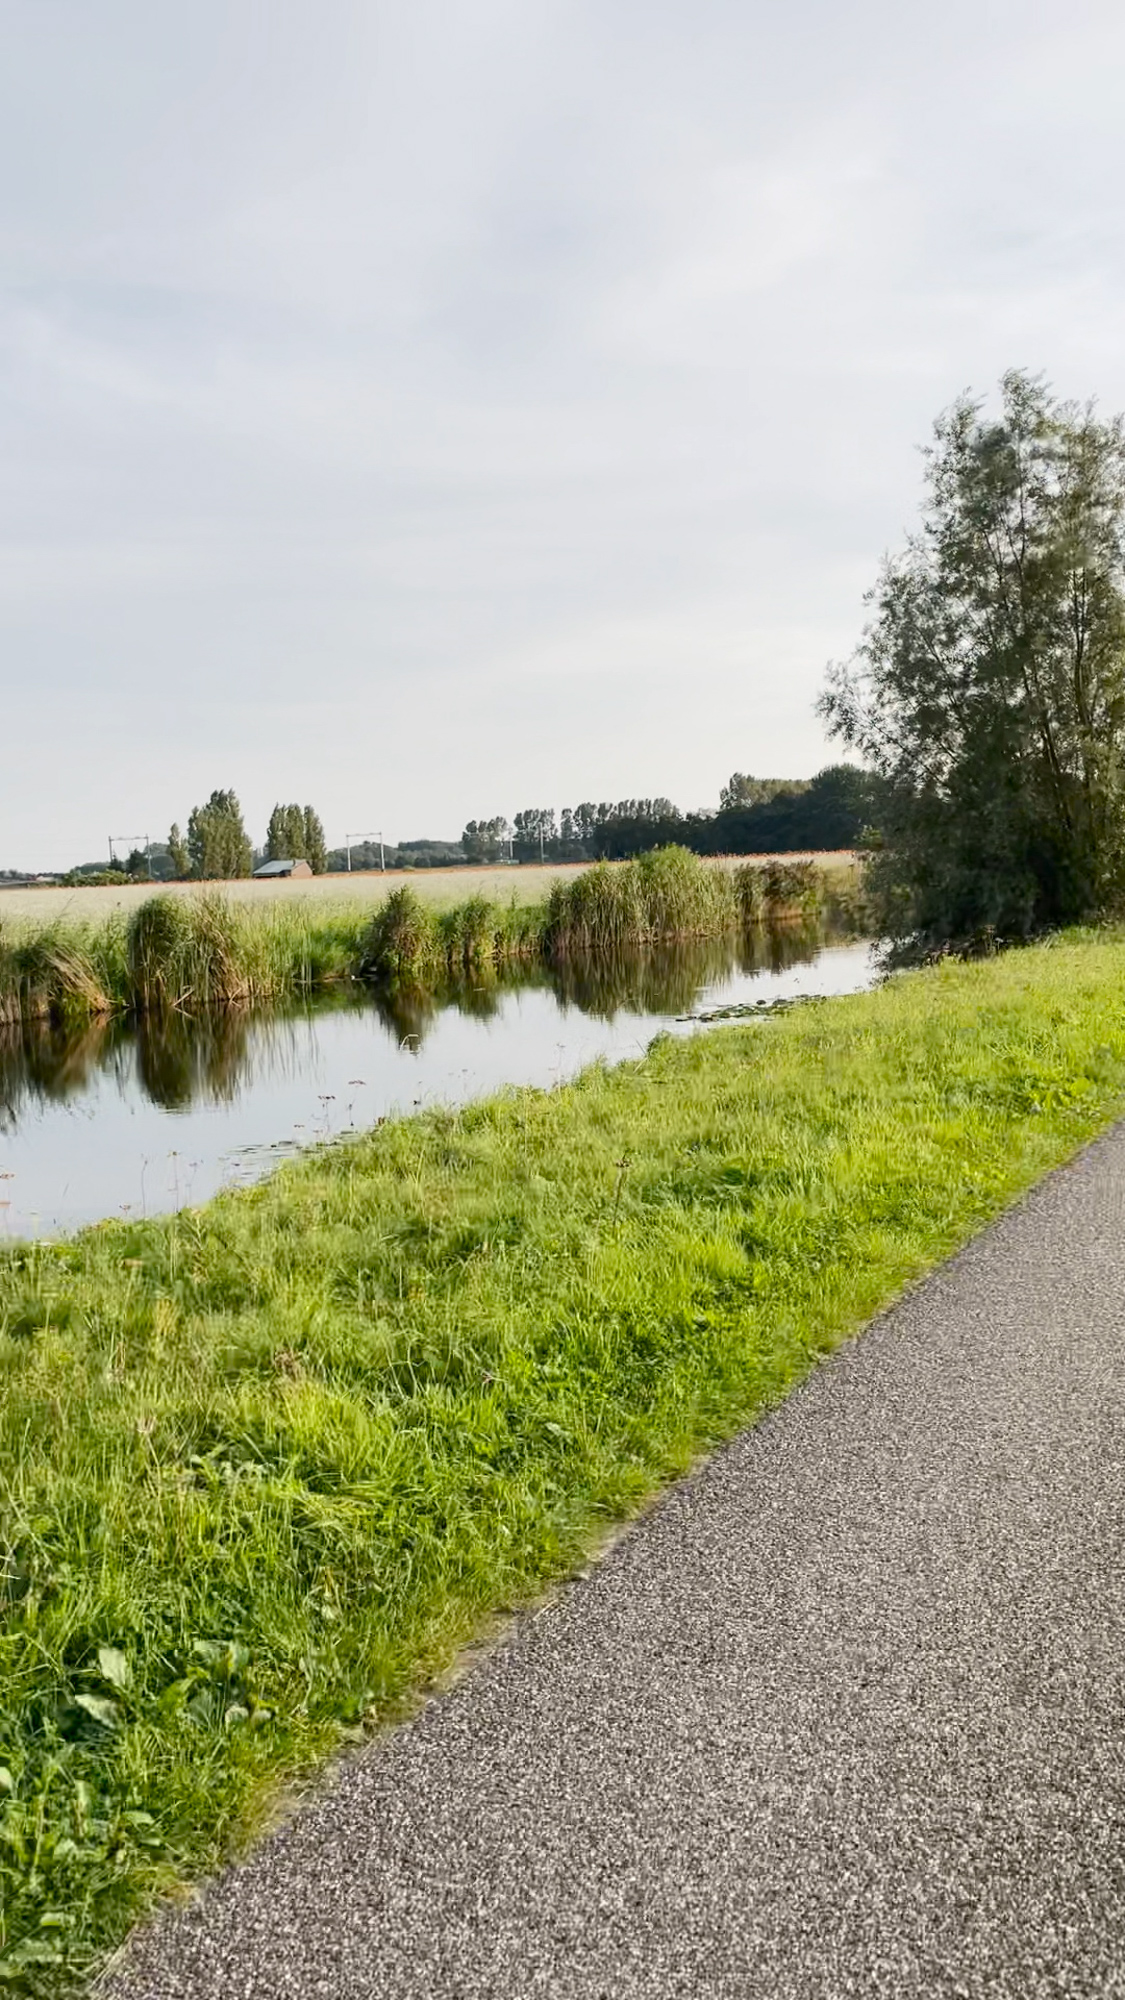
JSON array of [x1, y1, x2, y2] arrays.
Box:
[[0, 853, 857, 923], [2, 929, 1124, 1990]]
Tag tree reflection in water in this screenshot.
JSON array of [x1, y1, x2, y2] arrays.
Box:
[[0, 922, 837, 1127]]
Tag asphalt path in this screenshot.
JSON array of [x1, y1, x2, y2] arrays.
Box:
[[102, 1126, 1125, 1999]]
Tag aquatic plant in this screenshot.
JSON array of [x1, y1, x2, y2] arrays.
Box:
[[436, 894, 505, 969], [360, 886, 441, 981], [0, 920, 121, 1027], [544, 847, 736, 951], [0, 852, 857, 1029], [125, 895, 195, 1011]]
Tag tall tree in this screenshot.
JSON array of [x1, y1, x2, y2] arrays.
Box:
[[512, 808, 558, 862], [718, 775, 797, 811], [820, 372, 1125, 944], [282, 804, 305, 857], [265, 802, 325, 868], [461, 817, 511, 862], [186, 790, 253, 879], [168, 824, 189, 878], [265, 805, 290, 862], [303, 805, 327, 873]]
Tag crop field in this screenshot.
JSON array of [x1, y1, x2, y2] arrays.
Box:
[[2, 929, 1125, 1989], [0, 853, 857, 923]]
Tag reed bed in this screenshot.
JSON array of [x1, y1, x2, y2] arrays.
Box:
[[545, 847, 734, 950], [363, 851, 828, 981], [0, 920, 126, 1029], [0, 853, 843, 1029], [0, 898, 370, 1027]]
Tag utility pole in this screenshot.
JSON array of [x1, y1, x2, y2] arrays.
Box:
[[109, 834, 152, 878], [345, 831, 385, 873]]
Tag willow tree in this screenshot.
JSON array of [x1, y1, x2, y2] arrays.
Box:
[[821, 372, 1125, 944]]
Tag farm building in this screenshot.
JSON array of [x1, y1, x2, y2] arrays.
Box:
[[252, 857, 314, 880]]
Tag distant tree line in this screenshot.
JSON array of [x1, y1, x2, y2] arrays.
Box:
[[48, 765, 875, 887], [459, 766, 876, 864], [325, 838, 464, 872], [60, 793, 329, 884]]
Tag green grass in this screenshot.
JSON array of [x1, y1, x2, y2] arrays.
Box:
[[0, 852, 838, 1029], [0, 898, 366, 1029], [3, 932, 1125, 1990]]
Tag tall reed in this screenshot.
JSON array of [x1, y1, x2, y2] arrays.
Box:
[[0, 851, 844, 1028], [0, 919, 123, 1027], [360, 886, 441, 981], [545, 847, 740, 952]]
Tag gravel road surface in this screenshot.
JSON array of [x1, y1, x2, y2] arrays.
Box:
[[101, 1126, 1125, 1999]]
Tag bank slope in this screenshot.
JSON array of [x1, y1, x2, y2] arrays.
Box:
[[2, 932, 1125, 1990]]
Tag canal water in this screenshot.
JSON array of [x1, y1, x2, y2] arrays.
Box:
[[0, 931, 877, 1238]]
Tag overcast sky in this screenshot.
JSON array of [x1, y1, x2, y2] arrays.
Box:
[[3, 0, 1125, 867]]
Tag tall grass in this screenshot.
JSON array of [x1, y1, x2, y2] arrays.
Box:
[[125, 895, 365, 1009], [0, 853, 839, 1030], [0, 920, 125, 1028], [2, 933, 1125, 1989], [0, 899, 369, 1027], [545, 848, 734, 950]]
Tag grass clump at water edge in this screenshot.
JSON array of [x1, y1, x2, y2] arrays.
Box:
[[544, 847, 738, 951], [0, 923, 125, 1030], [124, 895, 364, 1010], [0, 850, 841, 1029], [6, 931, 1121, 1989], [359, 851, 780, 975]]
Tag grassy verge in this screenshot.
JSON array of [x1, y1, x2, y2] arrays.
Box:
[[0, 852, 848, 1028], [3, 932, 1125, 1989]]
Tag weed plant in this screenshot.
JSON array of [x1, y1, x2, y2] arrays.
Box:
[[0, 921, 126, 1030], [545, 848, 735, 951], [2, 934, 1125, 1988], [0, 855, 835, 1033], [0, 902, 367, 1029], [125, 897, 363, 1010]]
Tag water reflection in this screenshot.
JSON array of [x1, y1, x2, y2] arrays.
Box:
[[0, 927, 876, 1236], [0, 1008, 259, 1126], [548, 923, 825, 1020], [338, 924, 833, 1048], [0, 1018, 115, 1132], [0, 925, 832, 1124]]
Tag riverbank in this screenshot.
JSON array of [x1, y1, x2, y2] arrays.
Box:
[[3, 931, 1124, 1989], [0, 932, 871, 1240], [0, 850, 855, 1029]]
